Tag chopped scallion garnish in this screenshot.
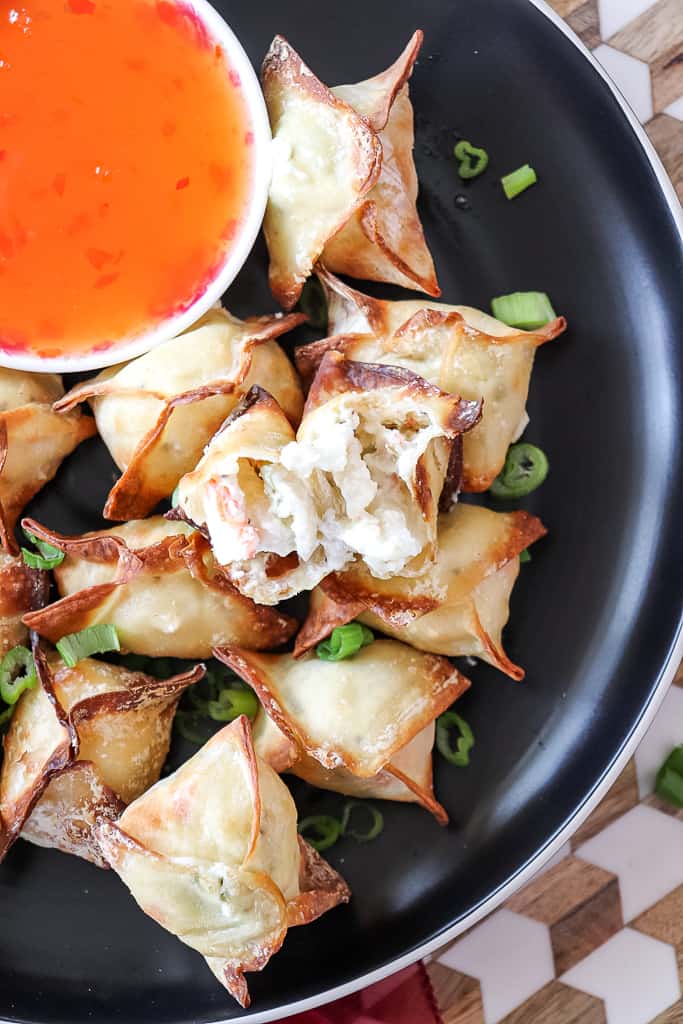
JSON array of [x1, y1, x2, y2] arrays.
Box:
[[519, 548, 532, 564], [454, 139, 489, 180], [655, 745, 683, 808], [316, 622, 374, 662], [491, 291, 556, 330], [174, 661, 259, 743], [490, 442, 549, 500], [339, 801, 384, 843], [436, 710, 474, 767], [21, 528, 65, 571], [0, 645, 38, 705], [501, 163, 537, 199], [207, 686, 259, 722], [298, 814, 343, 852], [298, 800, 384, 852], [56, 624, 120, 668]]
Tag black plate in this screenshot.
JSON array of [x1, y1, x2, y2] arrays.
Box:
[[2, 1, 683, 1021]]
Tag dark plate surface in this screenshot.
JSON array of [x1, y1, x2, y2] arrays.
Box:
[[2, 1, 683, 1022]]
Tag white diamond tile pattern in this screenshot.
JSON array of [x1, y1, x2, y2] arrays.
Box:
[[593, 44, 654, 122], [663, 97, 683, 122], [576, 804, 683, 922], [561, 928, 681, 1024], [598, 0, 659, 41], [437, 908, 554, 1023]]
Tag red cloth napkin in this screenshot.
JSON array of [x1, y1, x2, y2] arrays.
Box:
[[285, 964, 442, 1024]]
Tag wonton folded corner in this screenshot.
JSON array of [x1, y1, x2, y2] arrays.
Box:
[[21, 516, 297, 658], [296, 268, 566, 492], [174, 352, 481, 605], [296, 503, 547, 680], [96, 716, 350, 1007], [0, 367, 96, 542], [261, 31, 438, 308], [54, 305, 306, 522], [214, 639, 471, 823], [0, 639, 203, 865]]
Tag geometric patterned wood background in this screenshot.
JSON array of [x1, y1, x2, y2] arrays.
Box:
[[428, 8, 683, 1016], [428, 664, 683, 1023], [550, 0, 683, 201]]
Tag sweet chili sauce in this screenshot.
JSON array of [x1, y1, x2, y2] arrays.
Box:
[[0, 1, 254, 358]]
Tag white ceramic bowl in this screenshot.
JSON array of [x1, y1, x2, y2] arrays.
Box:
[[1, 0, 271, 375]]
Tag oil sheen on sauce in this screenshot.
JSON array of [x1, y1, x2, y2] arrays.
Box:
[[0, 1, 254, 358]]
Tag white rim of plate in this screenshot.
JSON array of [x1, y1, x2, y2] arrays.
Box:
[[221, 3, 683, 1022], [0, 0, 272, 374]]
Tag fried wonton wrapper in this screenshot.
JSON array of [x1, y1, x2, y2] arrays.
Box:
[[55, 307, 305, 521], [297, 270, 567, 491], [215, 640, 469, 783], [97, 717, 350, 1007], [261, 36, 382, 308], [323, 32, 439, 296], [0, 367, 96, 538], [176, 354, 481, 604], [22, 516, 296, 658], [296, 503, 547, 680], [240, 667, 454, 827], [0, 642, 203, 865], [0, 549, 48, 657]]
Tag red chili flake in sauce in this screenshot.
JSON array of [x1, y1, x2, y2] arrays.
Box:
[[86, 248, 113, 270], [176, 176, 190, 190], [229, 69, 241, 88], [67, 0, 96, 14], [245, 131, 254, 146], [53, 173, 67, 197], [94, 273, 120, 289]]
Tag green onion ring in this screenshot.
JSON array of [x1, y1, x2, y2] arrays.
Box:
[[298, 815, 343, 852], [489, 443, 549, 500], [436, 710, 474, 767], [340, 801, 384, 842]]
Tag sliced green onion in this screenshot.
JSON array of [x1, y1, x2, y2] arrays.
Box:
[[56, 624, 120, 668], [436, 710, 474, 767], [491, 291, 556, 330], [519, 548, 532, 564], [454, 139, 489, 180], [340, 801, 384, 843], [490, 443, 549, 499], [316, 622, 374, 662], [298, 814, 342, 852], [0, 645, 37, 705], [21, 529, 65, 571], [655, 745, 683, 808], [207, 686, 259, 722], [298, 276, 328, 332], [501, 163, 537, 199], [170, 485, 180, 508]]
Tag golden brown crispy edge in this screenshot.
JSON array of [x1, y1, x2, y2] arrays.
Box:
[[295, 510, 547, 659], [54, 315, 306, 522], [213, 645, 470, 777], [261, 36, 383, 310], [304, 351, 482, 436], [0, 639, 77, 859]]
